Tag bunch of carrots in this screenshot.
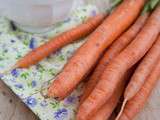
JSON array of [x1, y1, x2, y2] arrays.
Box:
[[3, 0, 160, 119]]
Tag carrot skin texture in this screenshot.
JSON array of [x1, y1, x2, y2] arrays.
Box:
[[90, 67, 135, 120], [125, 35, 160, 100], [15, 14, 105, 68], [48, 0, 146, 100], [109, 113, 116, 120], [80, 12, 149, 104], [90, 83, 124, 120], [77, 5, 160, 120], [118, 55, 160, 120], [116, 35, 160, 120]]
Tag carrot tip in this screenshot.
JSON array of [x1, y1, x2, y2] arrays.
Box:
[[47, 88, 61, 100], [40, 80, 53, 99], [40, 89, 49, 99], [115, 99, 128, 120], [54, 97, 61, 100]]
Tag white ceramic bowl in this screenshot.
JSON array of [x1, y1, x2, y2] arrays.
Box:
[[0, 0, 84, 33]]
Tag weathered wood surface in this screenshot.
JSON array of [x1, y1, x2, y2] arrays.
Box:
[[0, 78, 159, 120], [0, 81, 38, 120]]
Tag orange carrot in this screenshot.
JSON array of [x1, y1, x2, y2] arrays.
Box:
[[48, 0, 146, 100], [80, 12, 149, 104], [12, 14, 105, 69], [124, 36, 160, 100], [88, 63, 138, 120], [117, 56, 160, 120], [116, 35, 160, 120], [119, 35, 160, 114], [90, 67, 135, 120], [77, 5, 160, 120], [90, 83, 124, 120], [109, 113, 116, 120]]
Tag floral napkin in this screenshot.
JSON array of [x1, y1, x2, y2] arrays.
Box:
[[0, 5, 99, 120]]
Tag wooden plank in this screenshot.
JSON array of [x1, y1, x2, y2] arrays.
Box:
[[0, 81, 38, 120]]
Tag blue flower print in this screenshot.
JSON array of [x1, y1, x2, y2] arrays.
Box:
[[14, 84, 23, 89], [54, 108, 68, 120], [29, 38, 36, 49], [31, 81, 37, 87], [40, 100, 48, 107], [0, 74, 3, 79], [91, 10, 97, 16], [11, 69, 19, 77], [25, 97, 37, 107], [64, 96, 76, 104]]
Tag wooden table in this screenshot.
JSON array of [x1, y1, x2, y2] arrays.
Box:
[[0, 78, 159, 120], [0, 81, 38, 120]]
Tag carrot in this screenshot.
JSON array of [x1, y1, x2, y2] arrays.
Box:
[[48, 0, 146, 100], [116, 35, 160, 120], [117, 1, 160, 116], [117, 55, 160, 120], [80, 11, 149, 104], [90, 82, 125, 120], [11, 14, 105, 69], [90, 67, 135, 120], [119, 34, 160, 117], [125, 35, 160, 100], [109, 113, 117, 120], [77, 4, 160, 120]]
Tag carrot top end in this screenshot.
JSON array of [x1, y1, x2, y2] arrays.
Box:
[[106, 0, 123, 13], [142, 0, 160, 14]]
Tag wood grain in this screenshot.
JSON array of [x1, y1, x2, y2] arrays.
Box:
[[0, 81, 38, 120], [0, 78, 159, 120]]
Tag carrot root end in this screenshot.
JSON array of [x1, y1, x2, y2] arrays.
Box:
[[115, 99, 128, 120]]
